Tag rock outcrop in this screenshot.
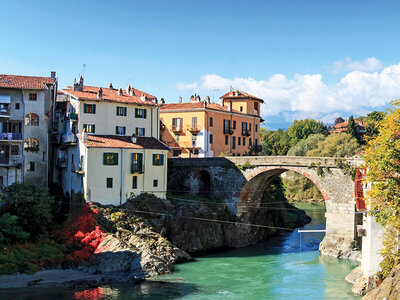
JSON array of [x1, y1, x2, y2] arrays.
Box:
[[319, 238, 361, 262], [363, 264, 400, 300]]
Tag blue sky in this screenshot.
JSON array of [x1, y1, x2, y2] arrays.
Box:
[[1, 0, 400, 129]]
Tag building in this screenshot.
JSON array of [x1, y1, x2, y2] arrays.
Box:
[[330, 120, 366, 134], [56, 78, 169, 205], [160, 90, 264, 157], [0, 73, 57, 188]]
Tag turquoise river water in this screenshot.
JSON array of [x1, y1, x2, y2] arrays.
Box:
[[0, 204, 361, 300]]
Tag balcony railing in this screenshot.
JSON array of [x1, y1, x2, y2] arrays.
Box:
[[223, 127, 234, 135], [187, 125, 201, 133], [0, 156, 22, 166], [242, 129, 251, 136], [172, 125, 183, 133], [65, 112, 78, 121], [0, 133, 22, 141]]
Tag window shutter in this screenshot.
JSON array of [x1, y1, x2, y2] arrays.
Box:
[[135, 108, 138, 118], [143, 128, 145, 136], [116, 107, 118, 115], [160, 154, 164, 165], [152, 154, 156, 165], [103, 153, 107, 165], [143, 109, 147, 119], [138, 153, 143, 172], [114, 153, 118, 165], [135, 128, 138, 135], [131, 153, 134, 173], [93, 104, 96, 114], [92, 125, 95, 133]]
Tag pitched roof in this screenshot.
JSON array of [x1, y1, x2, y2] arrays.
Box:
[[160, 102, 241, 113], [334, 120, 366, 128], [220, 90, 264, 103], [0, 74, 55, 89], [61, 85, 157, 106], [81, 134, 170, 151]]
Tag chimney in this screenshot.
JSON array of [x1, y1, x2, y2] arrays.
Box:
[[109, 83, 114, 89], [50, 71, 56, 80], [196, 95, 201, 102], [117, 88, 123, 96], [131, 133, 137, 144], [205, 96, 211, 103], [130, 87, 135, 96], [126, 85, 131, 95], [154, 97, 158, 104], [228, 101, 232, 112], [179, 96, 182, 103], [82, 128, 88, 142], [97, 87, 103, 99], [190, 95, 195, 102], [160, 98, 165, 104], [140, 94, 147, 101], [220, 98, 224, 107]]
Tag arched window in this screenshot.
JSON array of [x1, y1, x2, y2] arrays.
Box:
[[25, 113, 39, 126], [24, 138, 39, 152]]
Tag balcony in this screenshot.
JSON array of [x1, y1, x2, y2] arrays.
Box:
[[223, 127, 234, 135], [187, 125, 201, 134], [242, 129, 251, 136], [0, 156, 22, 167], [172, 125, 183, 133], [0, 133, 23, 141], [65, 112, 78, 121], [56, 152, 68, 168], [0, 106, 10, 118], [71, 162, 84, 175]]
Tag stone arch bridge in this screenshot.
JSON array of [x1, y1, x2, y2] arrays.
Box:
[[168, 156, 363, 259]]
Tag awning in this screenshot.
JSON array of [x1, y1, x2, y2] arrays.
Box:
[[0, 95, 11, 104]]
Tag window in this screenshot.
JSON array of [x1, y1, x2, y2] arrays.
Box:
[[116, 106, 127, 116], [116, 126, 126, 135], [172, 118, 183, 131], [255, 124, 258, 132], [225, 135, 228, 145], [24, 138, 39, 151], [27, 161, 35, 171], [233, 120, 236, 129], [106, 178, 113, 188], [192, 117, 197, 130], [210, 134, 213, 144], [83, 103, 96, 114], [254, 102, 259, 112], [249, 123, 252, 131], [131, 153, 143, 173], [175, 134, 180, 142], [15, 103, 20, 110], [152, 154, 164, 166], [11, 145, 19, 155], [255, 138, 258, 146], [83, 124, 95, 133], [209, 117, 213, 127], [25, 113, 39, 126], [223, 120, 231, 134], [240, 106, 243, 112], [103, 153, 118, 165], [232, 136, 236, 149], [153, 179, 158, 187], [71, 154, 74, 168], [29, 93, 37, 101], [135, 127, 145, 137], [132, 176, 137, 189], [135, 108, 147, 119], [238, 137, 241, 146], [243, 137, 246, 146], [249, 138, 252, 146], [0, 176, 3, 189]]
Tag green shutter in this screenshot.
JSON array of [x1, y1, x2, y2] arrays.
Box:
[[152, 154, 156, 165], [135, 127, 138, 135], [160, 154, 164, 165], [93, 104, 96, 114], [114, 153, 118, 165], [138, 153, 143, 172], [143, 109, 147, 119], [143, 128, 145, 136], [103, 153, 107, 165], [135, 108, 138, 118]]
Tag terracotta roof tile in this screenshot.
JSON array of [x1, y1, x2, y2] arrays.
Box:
[[62, 86, 158, 106], [220, 90, 264, 102], [0, 74, 55, 89], [81, 134, 170, 151], [160, 102, 241, 113]]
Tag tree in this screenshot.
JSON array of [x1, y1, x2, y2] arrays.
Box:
[[306, 133, 359, 157], [260, 129, 291, 156], [286, 119, 328, 145], [334, 117, 345, 125], [0, 213, 29, 247], [364, 101, 400, 278], [0, 183, 55, 237], [347, 115, 357, 140], [365, 110, 385, 139], [287, 134, 326, 156]]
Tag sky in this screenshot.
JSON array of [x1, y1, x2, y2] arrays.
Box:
[[1, 0, 400, 129]]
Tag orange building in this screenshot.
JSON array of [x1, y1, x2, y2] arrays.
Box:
[[160, 90, 264, 157]]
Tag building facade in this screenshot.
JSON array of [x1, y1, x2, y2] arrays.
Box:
[[0, 73, 57, 188], [160, 90, 264, 157], [56, 78, 169, 205]]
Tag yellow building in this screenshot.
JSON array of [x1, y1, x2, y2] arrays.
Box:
[[160, 90, 264, 157]]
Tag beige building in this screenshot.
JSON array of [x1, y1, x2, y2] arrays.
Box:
[[57, 78, 169, 205]]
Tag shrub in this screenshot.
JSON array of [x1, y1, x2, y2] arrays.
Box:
[[0, 213, 29, 247], [0, 183, 55, 237]]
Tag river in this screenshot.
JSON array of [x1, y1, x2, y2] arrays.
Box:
[[1, 203, 360, 299]]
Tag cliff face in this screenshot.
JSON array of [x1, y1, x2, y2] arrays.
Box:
[[363, 264, 400, 300]]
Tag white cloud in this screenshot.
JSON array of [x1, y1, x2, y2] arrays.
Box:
[[175, 61, 400, 125], [332, 57, 383, 73]]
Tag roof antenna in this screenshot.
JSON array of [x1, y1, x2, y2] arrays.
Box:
[[82, 64, 86, 78], [230, 85, 234, 92]]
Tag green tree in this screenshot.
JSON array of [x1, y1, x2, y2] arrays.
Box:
[[334, 117, 345, 125], [0, 213, 29, 247], [365, 110, 385, 139], [260, 128, 291, 156], [0, 183, 55, 237], [347, 115, 357, 140], [364, 101, 400, 278], [306, 133, 359, 157], [286, 119, 327, 145], [287, 134, 326, 156]]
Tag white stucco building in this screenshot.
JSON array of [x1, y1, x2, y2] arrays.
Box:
[[57, 78, 169, 205], [0, 73, 57, 188]]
